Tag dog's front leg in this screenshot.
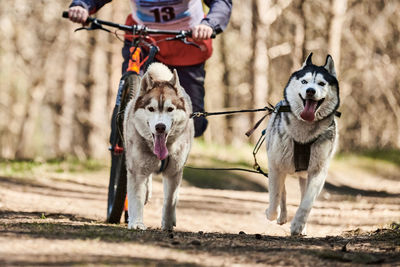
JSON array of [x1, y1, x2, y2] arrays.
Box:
[[291, 169, 327, 235], [277, 185, 287, 225], [162, 170, 182, 231], [127, 171, 148, 230], [299, 177, 307, 201], [144, 175, 152, 205], [266, 168, 286, 221]]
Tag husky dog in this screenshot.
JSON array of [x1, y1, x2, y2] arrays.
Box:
[[265, 53, 340, 235], [124, 62, 194, 230]]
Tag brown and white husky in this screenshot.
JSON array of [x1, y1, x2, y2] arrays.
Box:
[[123, 62, 194, 230]]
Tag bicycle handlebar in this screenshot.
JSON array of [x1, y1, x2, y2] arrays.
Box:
[[62, 11, 216, 38]]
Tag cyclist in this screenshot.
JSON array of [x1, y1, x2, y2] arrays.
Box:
[[67, 0, 232, 138]]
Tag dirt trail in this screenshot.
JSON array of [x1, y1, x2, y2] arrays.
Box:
[[0, 164, 399, 266]]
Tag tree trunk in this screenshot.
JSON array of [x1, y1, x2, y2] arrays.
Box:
[[328, 0, 347, 75]]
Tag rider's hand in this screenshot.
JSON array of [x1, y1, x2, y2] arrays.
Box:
[[191, 24, 213, 41], [68, 6, 89, 24]]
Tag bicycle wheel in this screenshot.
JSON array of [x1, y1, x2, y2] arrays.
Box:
[[107, 153, 127, 223], [107, 72, 140, 223]]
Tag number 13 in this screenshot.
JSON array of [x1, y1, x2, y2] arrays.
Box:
[[150, 7, 176, 22]]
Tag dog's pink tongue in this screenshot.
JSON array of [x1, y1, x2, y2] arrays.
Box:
[[153, 133, 168, 160], [300, 99, 317, 122]]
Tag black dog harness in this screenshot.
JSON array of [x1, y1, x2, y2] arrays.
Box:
[[293, 139, 316, 172]]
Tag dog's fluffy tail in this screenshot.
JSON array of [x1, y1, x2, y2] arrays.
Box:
[[146, 63, 173, 82]]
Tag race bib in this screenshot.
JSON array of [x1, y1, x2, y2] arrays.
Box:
[[130, 0, 204, 30]]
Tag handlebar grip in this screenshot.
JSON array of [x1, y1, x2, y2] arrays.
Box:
[[185, 30, 217, 39], [62, 11, 94, 23]]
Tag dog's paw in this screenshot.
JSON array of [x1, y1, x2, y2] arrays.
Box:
[[265, 208, 278, 221], [161, 221, 176, 231], [128, 222, 147, 230], [290, 220, 307, 236], [161, 218, 176, 231], [161, 224, 174, 231], [277, 212, 287, 225]]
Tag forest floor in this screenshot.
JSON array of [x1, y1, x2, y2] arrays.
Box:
[[0, 142, 399, 266]]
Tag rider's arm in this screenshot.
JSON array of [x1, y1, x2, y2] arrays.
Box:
[[202, 0, 232, 33], [69, 0, 111, 14]]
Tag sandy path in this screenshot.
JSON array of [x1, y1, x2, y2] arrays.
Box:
[[0, 164, 399, 266]]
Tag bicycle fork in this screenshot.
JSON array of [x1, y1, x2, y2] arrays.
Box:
[[109, 74, 130, 155]]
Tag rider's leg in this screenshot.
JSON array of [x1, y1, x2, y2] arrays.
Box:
[[173, 63, 208, 137]]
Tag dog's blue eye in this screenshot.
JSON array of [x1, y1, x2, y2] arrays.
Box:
[[148, 107, 155, 112], [301, 80, 308, 84], [318, 82, 326, 86]]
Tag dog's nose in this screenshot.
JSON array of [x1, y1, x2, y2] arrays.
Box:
[[306, 88, 316, 97], [155, 123, 166, 134]]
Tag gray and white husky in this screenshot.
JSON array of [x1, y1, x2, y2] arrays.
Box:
[[124, 63, 194, 230], [265, 53, 340, 235]]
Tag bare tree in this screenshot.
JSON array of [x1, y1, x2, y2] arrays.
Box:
[[1, 0, 400, 159]]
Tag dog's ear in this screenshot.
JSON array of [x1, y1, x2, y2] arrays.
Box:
[[138, 72, 154, 96], [169, 69, 181, 89], [170, 69, 184, 96], [324, 55, 337, 78], [302, 52, 313, 67]]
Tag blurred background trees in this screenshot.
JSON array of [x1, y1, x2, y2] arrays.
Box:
[[1, 0, 399, 160]]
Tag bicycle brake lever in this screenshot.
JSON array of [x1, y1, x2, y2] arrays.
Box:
[[180, 37, 200, 49], [164, 33, 185, 42], [74, 20, 111, 33], [74, 26, 89, 32], [162, 34, 201, 49]]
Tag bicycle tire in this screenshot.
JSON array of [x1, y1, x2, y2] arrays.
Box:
[[107, 153, 127, 223], [107, 72, 141, 223]]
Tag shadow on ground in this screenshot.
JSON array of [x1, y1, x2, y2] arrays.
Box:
[[183, 167, 266, 192], [0, 210, 94, 222], [0, 176, 104, 201], [324, 181, 400, 198], [0, 254, 199, 267], [0, 211, 399, 266]]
